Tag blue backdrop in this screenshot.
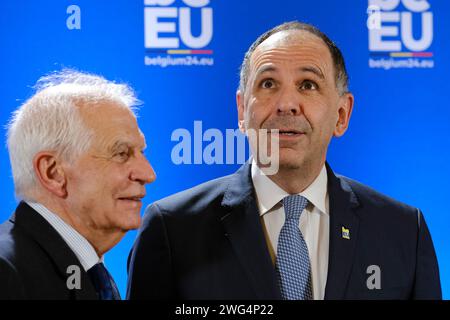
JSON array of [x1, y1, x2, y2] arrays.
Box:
[[1, 0, 448, 299]]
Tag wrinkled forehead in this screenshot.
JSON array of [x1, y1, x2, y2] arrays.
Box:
[[78, 101, 144, 145], [250, 29, 333, 74], [78, 100, 135, 125], [257, 29, 329, 53]]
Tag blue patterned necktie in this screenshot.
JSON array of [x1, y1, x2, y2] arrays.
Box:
[[275, 195, 313, 300], [87, 263, 121, 300]]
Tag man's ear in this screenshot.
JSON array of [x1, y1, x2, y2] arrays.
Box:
[[236, 90, 246, 133], [33, 152, 67, 198], [334, 92, 354, 137]]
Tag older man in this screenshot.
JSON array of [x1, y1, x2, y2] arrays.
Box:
[[0, 70, 155, 299], [127, 22, 441, 300]]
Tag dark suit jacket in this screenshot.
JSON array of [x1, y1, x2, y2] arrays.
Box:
[[0, 202, 98, 299], [126, 162, 442, 300]]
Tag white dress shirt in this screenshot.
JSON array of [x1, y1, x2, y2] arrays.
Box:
[[251, 162, 330, 300], [26, 201, 103, 271]]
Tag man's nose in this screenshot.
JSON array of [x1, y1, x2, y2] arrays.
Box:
[[131, 153, 156, 185], [276, 86, 302, 116]]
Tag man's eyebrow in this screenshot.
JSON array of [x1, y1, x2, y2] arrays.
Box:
[[254, 65, 325, 80], [109, 139, 147, 153], [109, 140, 130, 153], [299, 66, 325, 80], [254, 65, 277, 79]]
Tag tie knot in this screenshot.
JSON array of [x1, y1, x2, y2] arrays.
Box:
[[88, 263, 110, 290], [87, 263, 121, 300], [282, 195, 308, 222]]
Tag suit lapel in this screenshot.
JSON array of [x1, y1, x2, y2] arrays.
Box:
[[11, 202, 98, 300], [220, 163, 280, 299], [324, 163, 361, 300]]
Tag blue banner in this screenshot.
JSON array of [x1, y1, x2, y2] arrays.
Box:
[[0, 0, 448, 298]]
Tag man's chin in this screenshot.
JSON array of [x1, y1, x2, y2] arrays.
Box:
[[278, 162, 302, 171], [277, 154, 305, 171], [118, 213, 142, 231]]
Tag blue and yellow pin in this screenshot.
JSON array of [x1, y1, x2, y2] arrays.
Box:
[[341, 226, 350, 240]]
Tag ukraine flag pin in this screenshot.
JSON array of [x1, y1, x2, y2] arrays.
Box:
[[342, 226, 350, 240]]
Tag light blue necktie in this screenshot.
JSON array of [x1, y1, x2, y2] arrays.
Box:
[[275, 194, 313, 300]]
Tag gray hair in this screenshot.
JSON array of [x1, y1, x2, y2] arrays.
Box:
[[6, 69, 140, 200], [239, 21, 349, 96]]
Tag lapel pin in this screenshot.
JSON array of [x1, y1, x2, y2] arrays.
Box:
[[341, 226, 350, 240]]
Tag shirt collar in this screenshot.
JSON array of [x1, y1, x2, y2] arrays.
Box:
[[26, 201, 103, 271], [251, 159, 329, 216]]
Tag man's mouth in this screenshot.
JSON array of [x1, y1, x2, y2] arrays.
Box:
[[273, 129, 305, 136], [118, 195, 145, 202]]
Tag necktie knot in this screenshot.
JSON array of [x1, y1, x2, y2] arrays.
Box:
[[282, 194, 308, 222], [87, 263, 121, 300]]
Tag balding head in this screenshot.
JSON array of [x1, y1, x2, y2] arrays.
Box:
[[239, 21, 349, 96]]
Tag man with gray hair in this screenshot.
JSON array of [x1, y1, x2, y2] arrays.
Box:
[[127, 21, 441, 300], [0, 70, 155, 299]]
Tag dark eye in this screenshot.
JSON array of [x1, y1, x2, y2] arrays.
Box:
[[115, 150, 130, 161], [300, 80, 318, 91], [260, 79, 275, 89]]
